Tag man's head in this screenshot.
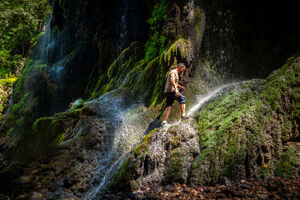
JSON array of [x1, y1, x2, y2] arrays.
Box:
[[176, 63, 186, 74]]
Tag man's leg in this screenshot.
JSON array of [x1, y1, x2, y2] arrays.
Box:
[[176, 92, 186, 118], [162, 106, 172, 122], [180, 103, 186, 117]]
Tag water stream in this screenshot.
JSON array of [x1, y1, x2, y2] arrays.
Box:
[[187, 82, 240, 116], [84, 92, 154, 199]]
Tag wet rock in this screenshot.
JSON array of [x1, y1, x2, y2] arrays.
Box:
[[110, 119, 200, 191]]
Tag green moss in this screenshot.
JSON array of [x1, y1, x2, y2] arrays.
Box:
[[141, 57, 159, 84], [89, 42, 144, 98], [107, 59, 119, 80], [282, 120, 292, 141], [133, 128, 158, 156], [172, 136, 179, 148], [109, 156, 137, 192], [11, 92, 32, 114], [190, 55, 300, 184], [194, 7, 204, 35], [101, 79, 114, 94], [89, 74, 107, 99], [15, 115, 66, 160], [165, 149, 187, 183], [56, 128, 69, 144], [116, 159, 129, 181], [34, 64, 48, 70], [144, 0, 169, 62], [275, 148, 299, 178], [107, 43, 138, 79], [164, 38, 189, 66]]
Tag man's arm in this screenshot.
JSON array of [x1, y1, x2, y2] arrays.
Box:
[[170, 79, 181, 97], [177, 84, 184, 90], [170, 79, 178, 92]]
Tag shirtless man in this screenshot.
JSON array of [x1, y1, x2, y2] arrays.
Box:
[[162, 63, 188, 125]]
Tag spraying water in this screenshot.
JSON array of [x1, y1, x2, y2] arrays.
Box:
[[187, 82, 240, 116]]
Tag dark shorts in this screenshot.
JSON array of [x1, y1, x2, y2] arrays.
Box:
[[165, 92, 186, 107]]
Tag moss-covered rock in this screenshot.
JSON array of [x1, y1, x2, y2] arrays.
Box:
[[0, 102, 105, 198], [110, 54, 300, 191], [90, 42, 145, 99], [189, 55, 300, 185], [110, 120, 200, 192]]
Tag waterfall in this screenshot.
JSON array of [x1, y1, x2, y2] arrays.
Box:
[[33, 16, 54, 63], [84, 92, 154, 199], [187, 82, 241, 116]]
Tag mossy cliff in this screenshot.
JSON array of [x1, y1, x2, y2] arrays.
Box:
[[110, 54, 300, 191], [0, 0, 300, 199], [190, 55, 300, 185]]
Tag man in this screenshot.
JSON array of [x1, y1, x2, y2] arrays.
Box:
[[162, 63, 188, 125]]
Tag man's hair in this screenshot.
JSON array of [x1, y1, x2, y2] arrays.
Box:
[[177, 63, 186, 68]]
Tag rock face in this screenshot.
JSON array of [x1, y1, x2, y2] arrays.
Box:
[[1, 105, 105, 199], [109, 121, 200, 192]]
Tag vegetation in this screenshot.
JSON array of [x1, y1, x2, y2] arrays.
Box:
[[0, 0, 51, 77], [190, 55, 300, 184], [144, 0, 169, 62], [0, 74, 17, 124]]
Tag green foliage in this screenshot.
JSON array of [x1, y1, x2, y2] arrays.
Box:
[[0, 74, 17, 123], [0, 0, 51, 77], [145, 0, 169, 62], [0, 74, 17, 88]]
